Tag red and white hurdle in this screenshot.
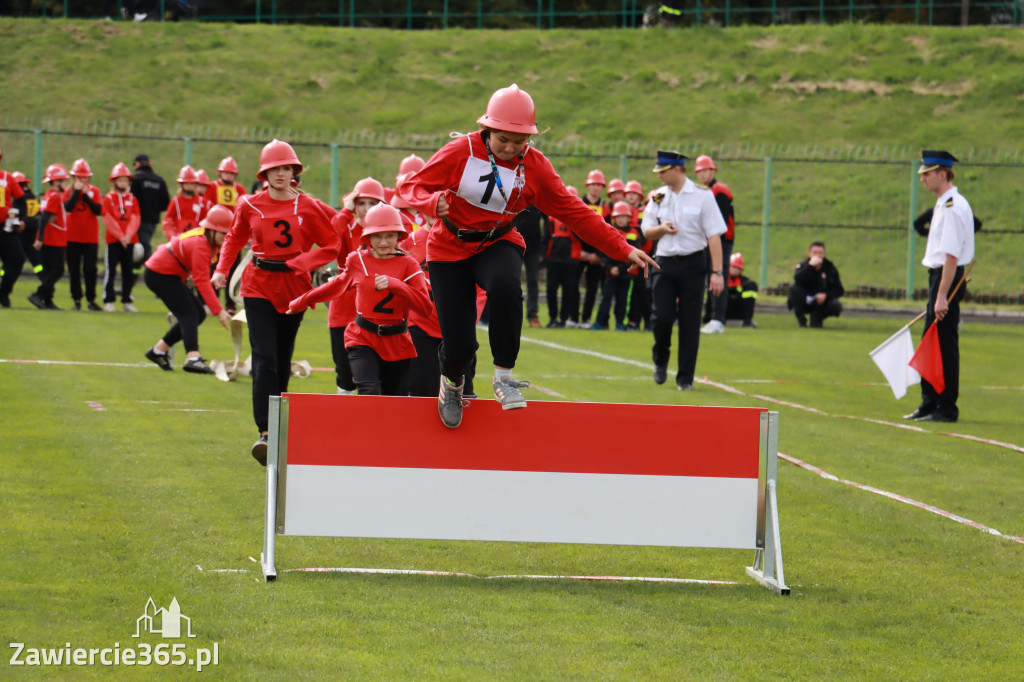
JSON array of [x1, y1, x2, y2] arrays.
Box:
[[261, 394, 788, 595]]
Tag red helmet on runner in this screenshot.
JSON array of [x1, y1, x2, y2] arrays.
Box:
[[607, 178, 626, 196], [361, 204, 408, 239], [70, 158, 93, 178], [109, 162, 133, 183], [476, 84, 539, 135], [397, 154, 425, 178], [44, 163, 70, 183], [730, 251, 745, 270], [194, 169, 211, 186], [177, 165, 198, 183], [625, 180, 644, 196], [257, 139, 303, 180], [217, 156, 239, 174], [200, 204, 234, 234], [611, 201, 632, 218], [352, 177, 386, 203], [585, 169, 606, 187], [695, 155, 717, 172], [11, 171, 29, 185]]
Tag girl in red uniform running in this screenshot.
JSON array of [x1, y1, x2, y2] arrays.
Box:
[[211, 139, 339, 465], [143, 205, 233, 374], [289, 204, 431, 396], [400, 83, 656, 428]]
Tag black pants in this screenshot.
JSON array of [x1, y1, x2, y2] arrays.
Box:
[[788, 284, 843, 327], [523, 247, 540, 320], [66, 241, 99, 303], [917, 266, 966, 421], [596, 273, 630, 327], [579, 260, 603, 323], [0, 231, 26, 299], [218, 252, 242, 311], [546, 260, 582, 324], [651, 253, 706, 385], [18, 225, 43, 275], [34, 245, 65, 303], [627, 274, 652, 328], [428, 240, 523, 381], [329, 325, 356, 392], [726, 284, 758, 322], [137, 222, 158, 262], [703, 239, 732, 324], [145, 269, 207, 352], [409, 325, 441, 397], [348, 345, 411, 396], [245, 297, 304, 433], [104, 242, 136, 304]]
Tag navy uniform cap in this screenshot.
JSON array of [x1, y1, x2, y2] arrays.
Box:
[[652, 150, 687, 173], [918, 150, 958, 174]]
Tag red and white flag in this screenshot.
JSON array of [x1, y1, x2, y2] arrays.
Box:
[[910, 323, 945, 395], [870, 325, 920, 399]]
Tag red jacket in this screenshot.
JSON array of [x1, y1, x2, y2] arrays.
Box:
[[399, 228, 441, 338], [162, 194, 207, 241], [102, 190, 141, 244], [64, 185, 103, 243], [39, 190, 69, 247], [0, 170, 25, 213], [399, 130, 633, 264], [145, 228, 223, 315], [216, 190, 339, 313]]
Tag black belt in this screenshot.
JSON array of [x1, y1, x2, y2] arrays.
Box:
[[355, 314, 408, 336], [442, 209, 532, 243], [253, 257, 292, 272]]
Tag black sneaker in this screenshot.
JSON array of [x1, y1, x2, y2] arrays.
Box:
[[43, 300, 63, 311], [183, 358, 215, 374], [653, 365, 668, 385], [73, 300, 82, 311], [87, 301, 103, 311], [252, 435, 269, 466], [145, 348, 174, 371], [0, 293, 10, 308], [27, 293, 45, 309]]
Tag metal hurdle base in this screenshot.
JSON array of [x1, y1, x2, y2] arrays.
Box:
[[746, 479, 790, 595]]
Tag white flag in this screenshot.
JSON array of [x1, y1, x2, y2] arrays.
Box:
[[869, 325, 921, 399]]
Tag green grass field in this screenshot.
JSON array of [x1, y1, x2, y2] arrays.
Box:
[[2, 290, 1022, 679]]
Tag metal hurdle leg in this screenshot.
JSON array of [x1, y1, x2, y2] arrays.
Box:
[[747, 412, 790, 595], [261, 397, 281, 582]]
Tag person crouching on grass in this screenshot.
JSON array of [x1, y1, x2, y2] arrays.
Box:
[[288, 204, 431, 397], [399, 83, 657, 429], [143, 205, 233, 374], [211, 140, 339, 466]]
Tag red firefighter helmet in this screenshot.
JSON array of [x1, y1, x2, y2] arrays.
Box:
[[177, 165, 198, 183], [607, 178, 626, 196], [194, 169, 211, 186], [390, 175, 411, 209], [585, 169, 606, 187], [217, 156, 240, 174], [109, 163, 133, 183], [397, 154, 425, 179], [611, 201, 632, 218], [257, 139, 303, 180], [352, 177, 386, 203], [695, 155, 717, 172], [730, 251, 745, 270], [70, 158, 93, 178], [625, 180, 644, 196], [361, 204, 408, 239], [11, 171, 29, 185], [476, 84, 539, 135], [199, 205, 234, 234], [43, 163, 70, 183]]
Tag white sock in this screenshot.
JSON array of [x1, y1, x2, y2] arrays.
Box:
[[494, 368, 512, 381], [152, 348, 167, 356]]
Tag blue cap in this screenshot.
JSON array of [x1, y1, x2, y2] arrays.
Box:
[[653, 150, 687, 173], [919, 150, 958, 174]]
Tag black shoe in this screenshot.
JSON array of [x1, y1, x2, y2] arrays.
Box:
[[27, 293, 46, 309], [73, 300, 82, 311], [545, 319, 563, 329], [742, 320, 757, 328], [903, 408, 931, 420], [916, 412, 957, 423], [0, 293, 10, 308], [676, 381, 693, 391], [796, 317, 807, 328], [87, 301, 103, 311], [145, 348, 174, 371], [653, 365, 667, 385], [183, 357, 215, 374], [252, 435, 269, 466], [43, 300, 63, 311]]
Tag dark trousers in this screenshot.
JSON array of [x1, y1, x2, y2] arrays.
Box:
[[18, 225, 43, 275], [917, 266, 966, 420], [523, 247, 540, 320], [329, 325, 356, 392], [0, 231, 26, 298], [348, 345, 411, 396], [546, 260, 582, 324], [409, 325, 441, 397], [579, 260, 603, 323], [703, 239, 732, 323], [34, 245, 65, 302], [137, 222, 157, 262], [244, 297, 304, 433], [428, 240, 523, 381], [651, 253, 706, 385], [145, 269, 206, 352], [218, 252, 242, 311], [726, 285, 758, 322], [596, 273, 630, 327], [104, 242, 136, 303], [788, 284, 843, 327], [66, 241, 99, 303], [628, 274, 653, 328]]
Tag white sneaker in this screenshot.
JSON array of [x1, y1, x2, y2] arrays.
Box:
[[700, 320, 725, 334], [336, 387, 356, 395], [123, 302, 138, 313], [103, 302, 116, 312]]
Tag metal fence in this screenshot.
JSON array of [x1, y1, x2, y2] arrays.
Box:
[[3, 118, 1022, 303]]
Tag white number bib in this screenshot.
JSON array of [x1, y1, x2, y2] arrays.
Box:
[[457, 156, 516, 214]]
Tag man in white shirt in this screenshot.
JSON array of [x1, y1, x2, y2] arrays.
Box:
[[641, 151, 726, 391], [905, 150, 974, 423]]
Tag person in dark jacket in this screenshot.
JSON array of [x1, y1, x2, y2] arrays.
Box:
[[788, 241, 844, 328], [130, 153, 170, 261]]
